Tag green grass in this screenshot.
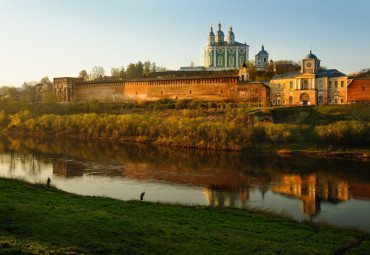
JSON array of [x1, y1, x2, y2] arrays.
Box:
[[272, 104, 370, 125], [0, 178, 368, 254]]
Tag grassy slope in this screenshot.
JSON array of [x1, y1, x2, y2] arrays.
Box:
[[0, 178, 369, 254], [271, 104, 370, 125]]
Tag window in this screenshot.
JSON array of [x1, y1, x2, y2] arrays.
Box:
[[335, 81, 338, 89], [273, 84, 276, 90], [341, 81, 344, 87], [218, 57, 223, 66], [278, 83, 281, 90], [272, 99, 276, 105], [277, 98, 281, 105], [328, 81, 332, 89], [290, 81, 293, 89], [335, 98, 338, 104], [264, 58, 266, 63], [328, 98, 332, 104], [289, 96, 294, 104], [319, 80, 323, 90], [318, 95, 323, 104], [363, 86, 366, 91], [283, 83, 286, 89], [229, 56, 234, 67], [341, 98, 344, 104], [303, 80, 308, 90]]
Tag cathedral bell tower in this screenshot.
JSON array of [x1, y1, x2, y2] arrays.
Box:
[[208, 26, 215, 46], [301, 50, 321, 73]]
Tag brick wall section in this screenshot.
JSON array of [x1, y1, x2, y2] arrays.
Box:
[[230, 83, 270, 105], [347, 79, 370, 103], [69, 76, 236, 102]]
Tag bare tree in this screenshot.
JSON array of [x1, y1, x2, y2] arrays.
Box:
[[90, 66, 105, 81]]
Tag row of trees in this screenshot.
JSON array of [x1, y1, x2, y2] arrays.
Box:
[[0, 77, 54, 104], [78, 61, 167, 81]]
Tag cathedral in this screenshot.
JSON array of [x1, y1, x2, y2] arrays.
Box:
[[255, 45, 269, 71], [203, 22, 249, 69]]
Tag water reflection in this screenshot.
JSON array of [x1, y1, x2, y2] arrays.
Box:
[[0, 135, 369, 231]]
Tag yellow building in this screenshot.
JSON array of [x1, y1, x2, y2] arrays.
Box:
[[269, 51, 348, 106]]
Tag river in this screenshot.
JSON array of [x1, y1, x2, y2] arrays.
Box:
[[0, 135, 369, 232]]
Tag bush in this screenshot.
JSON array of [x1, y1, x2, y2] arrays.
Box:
[[315, 121, 369, 146], [264, 124, 300, 145]]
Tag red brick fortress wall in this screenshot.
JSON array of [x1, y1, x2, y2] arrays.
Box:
[[347, 79, 370, 103], [54, 76, 271, 103], [72, 76, 239, 102]]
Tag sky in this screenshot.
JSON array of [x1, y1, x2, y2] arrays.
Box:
[[0, 0, 370, 86]]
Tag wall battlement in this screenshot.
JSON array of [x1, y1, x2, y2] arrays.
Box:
[[53, 75, 269, 104]]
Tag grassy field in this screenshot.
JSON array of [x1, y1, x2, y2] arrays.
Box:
[[0, 177, 369, 254]]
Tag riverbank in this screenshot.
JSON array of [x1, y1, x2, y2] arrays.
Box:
[[0, 177, 369, 254], [0, 102, 369, 157]]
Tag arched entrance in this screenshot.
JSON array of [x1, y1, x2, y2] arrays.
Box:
[[300, 93, 310, 106]]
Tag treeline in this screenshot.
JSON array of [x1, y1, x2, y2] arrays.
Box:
[[0, 77, 54, 104], [1, 110, 368, 151], [78, 61, 167, 82]]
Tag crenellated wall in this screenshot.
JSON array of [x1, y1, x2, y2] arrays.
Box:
[[54, 76, 270, 103]]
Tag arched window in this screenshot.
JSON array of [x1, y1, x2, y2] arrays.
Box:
[[289, 96, 294, 104]]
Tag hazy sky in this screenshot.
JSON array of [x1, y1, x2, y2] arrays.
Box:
[[1, 0, 369, 86]]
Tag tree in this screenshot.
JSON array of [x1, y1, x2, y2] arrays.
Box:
[[1, 86, 20, 100], [111, 67, 121, 80], [90, 66, 105, 81], [135, 61, 144, 78], [40, 76, 51, 84], [27, 85, 43, 104], [111, 66, 126, 80], [150, 62, 157, 73], [78, 70, 89, 81], [126, 63, 137, 79], [143, 61, 151, 77]]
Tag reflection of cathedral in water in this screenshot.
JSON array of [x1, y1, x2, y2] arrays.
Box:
[[203, 187, 249, 207], [53, 159, 84, 177], [271, 173, 349, 217]]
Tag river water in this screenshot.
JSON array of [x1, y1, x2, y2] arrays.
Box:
[[0, 135, 369, 232]]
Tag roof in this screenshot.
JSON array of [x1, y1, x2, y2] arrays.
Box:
[[305, 50, 318, 59], [76, 75, 239, 85], [213, 41, 248, 47], [256, 46, 268, 56], [348, 78, 370, 88], [272, 69, 346, 80], [315, 69, 346, 78]]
